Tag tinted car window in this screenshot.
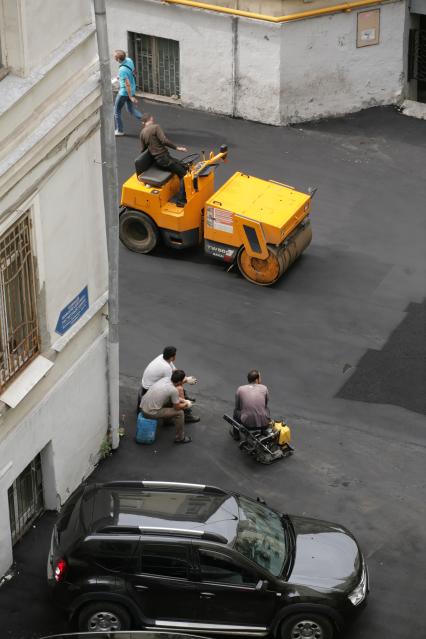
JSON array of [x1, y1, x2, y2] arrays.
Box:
[[82, 537, 139, 572], [235, 496, 286, 576], [199, 549, 257, 585], [141, 543, 189, 579]]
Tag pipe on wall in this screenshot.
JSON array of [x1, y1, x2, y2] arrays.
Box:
[[164, 0, 398, 23]]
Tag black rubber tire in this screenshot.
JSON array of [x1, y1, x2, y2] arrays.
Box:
[[280, 613, 334, 639], [77, 601, 131, 632], [119, 208, 159, 254]]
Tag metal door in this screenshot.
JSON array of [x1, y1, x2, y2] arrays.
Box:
[[8, 454, 44, 545], [408, 29, 426, 102], [130, 33, 180, 98]]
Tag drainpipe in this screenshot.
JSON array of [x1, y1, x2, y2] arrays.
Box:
[[231, 16, 239, 118], [94, 0, 120, 450], [164, 0, 399, 23]]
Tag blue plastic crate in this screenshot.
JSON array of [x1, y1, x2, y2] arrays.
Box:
[[136, 414, 157, 444]]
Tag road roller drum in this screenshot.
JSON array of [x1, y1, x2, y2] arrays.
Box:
[[237, 222, 312, 286]]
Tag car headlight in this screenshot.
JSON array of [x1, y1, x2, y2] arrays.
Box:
[[348, 563, 367, 606]]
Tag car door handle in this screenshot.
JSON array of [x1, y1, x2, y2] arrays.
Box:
[[135, 584, 149, 591], [200, 591, 216, 599]]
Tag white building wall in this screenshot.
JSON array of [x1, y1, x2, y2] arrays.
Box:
[[24, 0, 92, 72], [236, 19, 281, 124], [107, 0, 406, 125], [0, 333, 107, 574], [37, 133, 107, 340], [280, 1, 406, 123], [0, 1, 109, 577], [107, 0, 235, 116]]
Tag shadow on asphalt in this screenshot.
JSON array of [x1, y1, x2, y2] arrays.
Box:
[[337, 299, 426, 416]]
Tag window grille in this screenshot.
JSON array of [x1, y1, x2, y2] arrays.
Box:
[[0, 213, 39, 391], [8, 454, 44, 545], [130, 32, 180, 98], [408, 29, 426, 81]]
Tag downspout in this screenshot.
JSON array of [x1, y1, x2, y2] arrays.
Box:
[[164, 0, 400, 23], [231, 16, 238, 118], [93, 0, 120, 450]]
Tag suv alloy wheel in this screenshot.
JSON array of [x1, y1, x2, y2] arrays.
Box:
[[78, 602, 131, 632], [280, 613, 334, 639]]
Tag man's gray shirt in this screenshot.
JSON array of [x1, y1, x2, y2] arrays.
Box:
[[235, 383, 270, 428], [141, 377, 180, 414]]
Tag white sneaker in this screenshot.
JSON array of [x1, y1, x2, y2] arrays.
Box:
[[115, 130, 124, 137]]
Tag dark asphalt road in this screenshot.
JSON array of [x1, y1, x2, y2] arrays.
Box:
[[1, 103, 425, 639]]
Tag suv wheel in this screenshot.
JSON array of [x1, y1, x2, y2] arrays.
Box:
[[78, 602, 131, 632], [280, 613, 333, 639]]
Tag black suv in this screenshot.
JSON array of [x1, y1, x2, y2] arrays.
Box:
[[42, 634, 209, 639], [48, 481, 368, 638]]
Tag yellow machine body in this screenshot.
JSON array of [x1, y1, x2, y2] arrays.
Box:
[[204, 172, 313, 285], [273, 421, 292, 446], [121, 170, 216, 247], [205, 172, 311, 250], [120, 149, 313, 285]]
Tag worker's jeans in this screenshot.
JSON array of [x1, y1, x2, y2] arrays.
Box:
[[143, 407, 185, 440], [114, 94, 142, 132], [155, 154, 187, 202]]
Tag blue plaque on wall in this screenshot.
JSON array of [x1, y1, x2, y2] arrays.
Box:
[[55, 286, 89, 336]]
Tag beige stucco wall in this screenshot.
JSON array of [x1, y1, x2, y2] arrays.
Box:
[[0, 0, 109, 577]]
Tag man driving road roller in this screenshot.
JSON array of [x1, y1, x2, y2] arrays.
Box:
[[140, 113, 188, 205]]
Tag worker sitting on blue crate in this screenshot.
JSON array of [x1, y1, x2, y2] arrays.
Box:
[[140, 370, 193, 444], [138, 345, 199, 423]]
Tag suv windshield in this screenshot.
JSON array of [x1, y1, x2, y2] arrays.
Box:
[[234, 496, 287, 577]]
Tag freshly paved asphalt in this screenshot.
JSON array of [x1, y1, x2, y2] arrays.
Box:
[[1, 103, 425, 639]]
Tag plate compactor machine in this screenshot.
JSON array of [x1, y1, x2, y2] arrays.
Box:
[[119, 146, 313, 286]]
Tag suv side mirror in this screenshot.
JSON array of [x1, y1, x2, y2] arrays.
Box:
[[255, 579, 268, 591]]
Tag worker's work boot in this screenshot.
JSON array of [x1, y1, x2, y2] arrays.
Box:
[[185, 413, 200, 424]]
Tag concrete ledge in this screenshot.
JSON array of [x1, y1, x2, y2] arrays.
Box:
[[400, 100, 426, 121], [0, 73, 100, 181], [0, 24, 95, 119], [0, 356, 54, 408]]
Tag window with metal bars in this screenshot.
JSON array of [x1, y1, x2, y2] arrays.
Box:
[[408, 29, 426, 81], [8, 454, 44, 545], [129, 32, 180, 98], [0, 213, 39, 391]]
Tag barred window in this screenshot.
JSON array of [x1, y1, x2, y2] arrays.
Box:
[[0, 214, 39, 391]]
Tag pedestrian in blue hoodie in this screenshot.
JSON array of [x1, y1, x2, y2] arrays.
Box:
[[113, 49, 142, 136]]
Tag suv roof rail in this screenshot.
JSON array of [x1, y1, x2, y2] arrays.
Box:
[[139, 526, 228, 544], [93, 524, 227, 544], [96, 526, 141, 535], [99, 481, 227, 496]]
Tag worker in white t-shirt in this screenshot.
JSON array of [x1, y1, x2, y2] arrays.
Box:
[[142, 346, 177, 389], [137, 346, 199, 423]]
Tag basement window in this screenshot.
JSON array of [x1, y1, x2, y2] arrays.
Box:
[[8, 454, 44, 545]]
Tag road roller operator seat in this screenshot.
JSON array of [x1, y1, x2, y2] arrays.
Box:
[[135, 149, 173, 187]]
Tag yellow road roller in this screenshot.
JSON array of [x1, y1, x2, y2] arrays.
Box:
[[119, 146, 313, 286]]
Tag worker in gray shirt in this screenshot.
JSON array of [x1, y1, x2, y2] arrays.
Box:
[[141, 369, 192, 444], [234, 369, 271, 430]]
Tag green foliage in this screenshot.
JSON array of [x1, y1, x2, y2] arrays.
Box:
[[99, 435, 112, 459]]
